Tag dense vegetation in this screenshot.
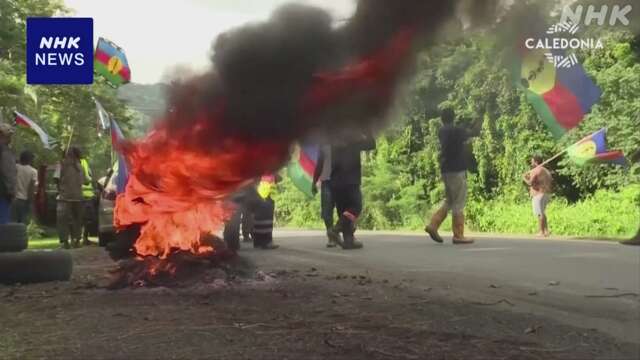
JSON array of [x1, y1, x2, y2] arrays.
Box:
[[1, 0, 638, 238], [274, 28, 640, 238]]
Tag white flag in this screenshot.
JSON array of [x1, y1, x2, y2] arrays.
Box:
[[14, 111, 58, 149], [94, 98, 111, 131]]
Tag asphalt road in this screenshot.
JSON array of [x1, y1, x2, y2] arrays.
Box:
[[250, 230, 640, 344]]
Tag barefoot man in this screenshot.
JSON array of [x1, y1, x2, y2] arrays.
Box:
[[524, 155, 553, 237]]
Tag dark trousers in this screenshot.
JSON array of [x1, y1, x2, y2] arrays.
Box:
[[0, 198, 10, 225], [223, 209, 242, 251], [331, 184, 362, 238], [82, 199, 97, 242], [57, 200, 84, 244], [331, 184, 362, 219], [10, 199, 31, 225], [241, 206, 253, 239], [320, 181, 336, 230], [252, 197, 275, 247]]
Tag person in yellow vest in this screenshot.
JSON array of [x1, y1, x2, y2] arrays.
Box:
[[79, 150, 96, 246]]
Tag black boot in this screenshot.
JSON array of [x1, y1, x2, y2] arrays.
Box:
[[336, 215, 362, 250]]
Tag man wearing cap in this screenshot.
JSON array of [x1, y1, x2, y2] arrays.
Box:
[[0, 123, 17, 225]]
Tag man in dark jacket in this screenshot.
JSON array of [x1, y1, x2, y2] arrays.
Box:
[[316, 134, 375, 250], [0, 123, 17, 225], [425, 108, 478, 245]]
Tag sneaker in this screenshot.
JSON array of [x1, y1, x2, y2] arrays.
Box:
[[326, 230, 340, 248]]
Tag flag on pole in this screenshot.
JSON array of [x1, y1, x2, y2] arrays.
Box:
[[94, 38, 131, 87], [515, 48, 602, 139], [13, 111, 58, 149], [110, 118, 130, 194], [94, 98, 111, 131], [287, 144, 319, 198], [566, 128, 626, 166]]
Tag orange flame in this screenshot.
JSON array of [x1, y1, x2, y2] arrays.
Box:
[[114, 113, 291, 259]]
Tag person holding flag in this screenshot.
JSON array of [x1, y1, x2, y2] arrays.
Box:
[[523, 155, 553, 237]]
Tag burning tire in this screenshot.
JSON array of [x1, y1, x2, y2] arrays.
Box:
[[0, 223, 28, 252], [0, 250, 73, 285]]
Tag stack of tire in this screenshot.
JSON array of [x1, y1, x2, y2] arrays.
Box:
[[0, 223, 73, 285]]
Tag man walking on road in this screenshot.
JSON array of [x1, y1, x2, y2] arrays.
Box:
[[325, 134, 375, 250], [425, 108, 476, 245], [0, 123, 17, 225], [524, 155, 553, 237]]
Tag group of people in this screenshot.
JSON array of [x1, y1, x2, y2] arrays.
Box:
[[424, 108, 554, 243], [2, 106, 638, 249], [219, 106, 638, 251], [0, 123, 97, 249]]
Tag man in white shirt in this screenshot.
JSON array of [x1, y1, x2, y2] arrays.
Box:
[[11, 150, 38, 224]]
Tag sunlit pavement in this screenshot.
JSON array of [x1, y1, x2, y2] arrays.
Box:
[[244, 230, 640, 344]]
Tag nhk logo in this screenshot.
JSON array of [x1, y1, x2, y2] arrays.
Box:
[[27, 17, 93, 85]]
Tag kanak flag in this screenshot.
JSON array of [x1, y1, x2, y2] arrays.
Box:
[[94, 37, 131, 87], [287, 144, 318, 198], [567, 128, 626, 166], [14, 111, 58, 149]]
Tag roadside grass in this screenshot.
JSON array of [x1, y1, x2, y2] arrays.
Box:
[[27, 237, 60, 250], [28, 237, 101, 250]]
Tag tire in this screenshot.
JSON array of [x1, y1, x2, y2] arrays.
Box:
[[0, 250, 73, 284], [98, 231, 115, 247], [0, 223, 28, 252]]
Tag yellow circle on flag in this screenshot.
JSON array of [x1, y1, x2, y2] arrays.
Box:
[[574, 140, 597, 158], [520, 49, 556, 95], [107, 56, 124, 75]]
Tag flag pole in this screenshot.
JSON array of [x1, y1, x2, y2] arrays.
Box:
[[64, 125, 75, 155], [523, 148, 569, 176]]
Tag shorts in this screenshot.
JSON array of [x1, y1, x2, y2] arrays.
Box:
[[532, 194, 550, 217], [442, 172, 467, 215]]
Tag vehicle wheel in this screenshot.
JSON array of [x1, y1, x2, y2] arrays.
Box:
[[98, 231, 115, 247], [0, 223, 28, 252], [0, 250, 73, 284]]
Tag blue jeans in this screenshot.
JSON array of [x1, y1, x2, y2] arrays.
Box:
[[0, 198, 10, 224], [320, 181, 336, 230]]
